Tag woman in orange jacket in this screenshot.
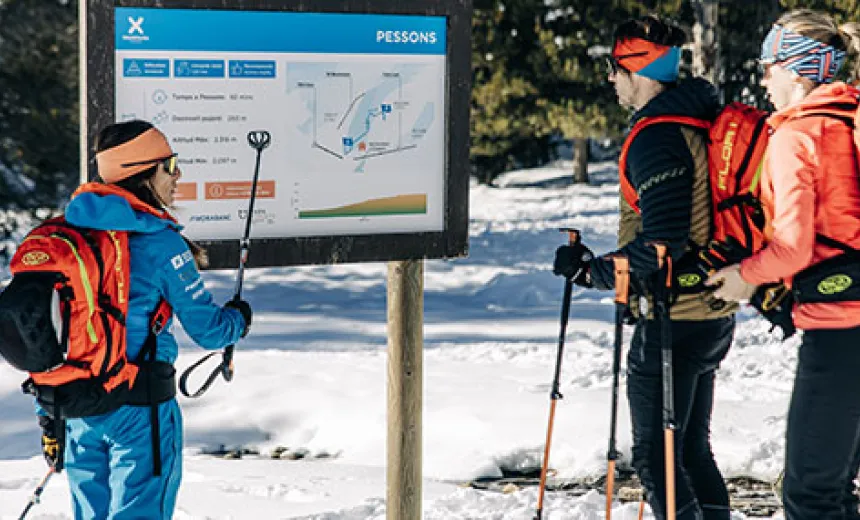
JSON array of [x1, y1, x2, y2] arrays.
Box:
[[707, 9, 860, 519]]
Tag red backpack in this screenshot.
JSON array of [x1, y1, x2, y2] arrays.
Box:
[[619, 102, 771, 268], [0, 184, 172, 421]]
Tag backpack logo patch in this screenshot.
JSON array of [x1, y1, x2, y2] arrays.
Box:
[[21, 251, 50, 266], [717, 122, 739, 191], [818, 274, 852, 295], [678, 273, 702, 288]]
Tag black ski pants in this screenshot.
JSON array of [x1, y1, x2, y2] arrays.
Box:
[[627, 316, 735, 520], [783, 324, 860, 520]]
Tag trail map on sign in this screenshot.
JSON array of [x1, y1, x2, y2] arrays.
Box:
[[285, 62, 441, 221]]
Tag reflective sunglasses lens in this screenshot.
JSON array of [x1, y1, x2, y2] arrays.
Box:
[[164, 156, 178, 176]]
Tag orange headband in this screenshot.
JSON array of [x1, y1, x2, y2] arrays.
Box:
[[95, 127, 174, 184], [612, 37, 672, 73]]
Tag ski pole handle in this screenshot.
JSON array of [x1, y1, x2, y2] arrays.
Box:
[[559, 227, 580, 246]]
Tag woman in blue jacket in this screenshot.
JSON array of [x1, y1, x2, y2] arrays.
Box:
[[39, 120, 252, 519]]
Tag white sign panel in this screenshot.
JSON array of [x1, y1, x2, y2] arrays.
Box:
[[115, 8, 447, 240]]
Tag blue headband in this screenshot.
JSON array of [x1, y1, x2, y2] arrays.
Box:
[[761, 24, 846, 83], [634, 46, 681, 82]]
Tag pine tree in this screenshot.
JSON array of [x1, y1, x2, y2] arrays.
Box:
[[0, 0, 78, 208]]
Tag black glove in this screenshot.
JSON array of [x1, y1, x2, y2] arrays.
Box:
[[698, 237, 752, 273], [749, 282, 796, 340], [225, 297, 253, 338], [38, 415, 60, 469], [553, 243, 594, 287]]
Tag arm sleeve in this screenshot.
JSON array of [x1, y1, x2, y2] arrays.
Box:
[[740, 126, 816, 284], [590, 124, 696, 289], [154, 232, 245, 350]]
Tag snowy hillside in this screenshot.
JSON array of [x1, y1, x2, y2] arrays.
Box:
[[0, 162, 795, 519]]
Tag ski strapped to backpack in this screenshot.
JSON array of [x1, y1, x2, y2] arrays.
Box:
[[619, 101, 771, 288]]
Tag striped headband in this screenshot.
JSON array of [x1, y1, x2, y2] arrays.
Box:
[[95, 127, 174, 184], [612, 37, 681, 82], [760, 24, 846, 84]]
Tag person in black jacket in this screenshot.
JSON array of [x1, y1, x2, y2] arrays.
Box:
[[553, 15, 735, 520]]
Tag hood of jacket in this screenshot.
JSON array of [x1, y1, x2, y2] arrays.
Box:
[[633, 77, 720, 123], [767, 81, 860, 130], [65, 183, 179, 234]]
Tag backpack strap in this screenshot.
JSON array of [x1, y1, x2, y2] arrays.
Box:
[[817, 234, 860, 255], [139, 298, 172, 477], [619, 115, 710, 213]]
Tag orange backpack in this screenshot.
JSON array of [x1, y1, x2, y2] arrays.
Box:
[[0, 186, 172, 421], [619, 102, 771, 267]]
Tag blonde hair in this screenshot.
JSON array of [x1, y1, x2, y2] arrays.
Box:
[[776, 9, 860, 82]]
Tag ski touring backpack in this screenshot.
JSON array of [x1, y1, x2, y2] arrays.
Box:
[[0, 187, 174, 422], [0, 216, 139, 421], [619, 101, 772, 281]]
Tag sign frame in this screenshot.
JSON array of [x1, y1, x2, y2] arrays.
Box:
[[82, 0, 471, 269]]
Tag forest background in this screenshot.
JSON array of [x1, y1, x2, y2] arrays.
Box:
[[0, 0, 858, 226]]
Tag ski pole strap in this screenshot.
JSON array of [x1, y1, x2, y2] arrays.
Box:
[[178, 351, 225, 398], [612, 256, 630, 305]]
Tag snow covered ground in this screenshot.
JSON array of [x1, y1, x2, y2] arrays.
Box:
[[0, 162, 795, 519]]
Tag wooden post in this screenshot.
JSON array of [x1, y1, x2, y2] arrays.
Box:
[[387, 259, 424, 520]]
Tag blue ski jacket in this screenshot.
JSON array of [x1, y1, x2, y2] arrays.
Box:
[[52, 186, 245, 519]]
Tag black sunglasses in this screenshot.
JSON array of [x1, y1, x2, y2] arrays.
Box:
[[121, 154, 179, 177], [605, 51, 649, 75]]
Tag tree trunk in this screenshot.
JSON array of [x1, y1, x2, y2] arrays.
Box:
[[571, 138, 589, 184], [691, 0, 720, 87]]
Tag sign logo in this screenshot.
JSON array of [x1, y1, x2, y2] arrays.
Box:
[[122, 16, 150, 43], [21, 251, 50, 266], [818, 274, 853, 295], [128, 16, 145, 35]]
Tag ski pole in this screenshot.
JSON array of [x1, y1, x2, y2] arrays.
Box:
[[654, 243, 676, 520], [179, 130, 271, 398], [605, 255, 630, 520], [535, 228, 581, 520], [18, 468, 54, 520]]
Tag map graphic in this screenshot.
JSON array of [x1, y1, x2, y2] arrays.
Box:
[[284, 61, 444, 221]]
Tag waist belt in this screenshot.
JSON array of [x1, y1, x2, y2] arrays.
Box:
[[127, 361, 176, 406]]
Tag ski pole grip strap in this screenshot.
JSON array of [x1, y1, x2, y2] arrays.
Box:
[[612, 256, 630, 305], [178, 351, 223, 398]]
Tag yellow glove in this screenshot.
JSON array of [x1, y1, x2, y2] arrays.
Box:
[[38, 416, 60, 468]]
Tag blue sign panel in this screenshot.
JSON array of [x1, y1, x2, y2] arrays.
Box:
[[115, 8, 446, 55], [228, 60, 277, 78], [174, 59, 225, 78], [123, 58, 170, 78]]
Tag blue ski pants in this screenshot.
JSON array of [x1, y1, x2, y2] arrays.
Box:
[[64, 399, 183, 519]]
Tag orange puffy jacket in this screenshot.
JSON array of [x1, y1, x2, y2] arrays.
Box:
[[740, 82, 860, 330]]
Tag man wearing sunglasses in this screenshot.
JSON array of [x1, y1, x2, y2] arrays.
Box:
[[553, 14, 736, 520]]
